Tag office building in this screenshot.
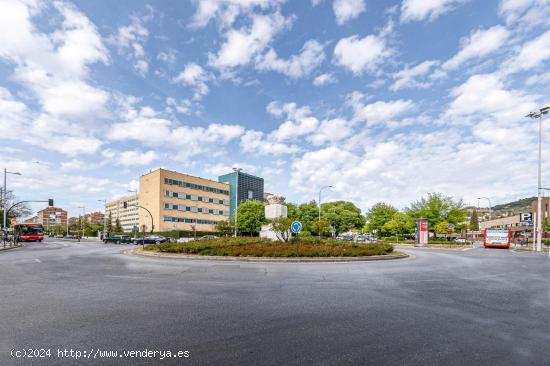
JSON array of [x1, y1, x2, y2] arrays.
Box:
[[218, 170, 264, 221], [36, 207, 68, 230], [105, 194, 139, 232], [139, 168, 230, 232]]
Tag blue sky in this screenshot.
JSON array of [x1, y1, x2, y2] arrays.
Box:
[[1, 0, 549, 218]]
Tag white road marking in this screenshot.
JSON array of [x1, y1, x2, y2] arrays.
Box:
[[34, 258, 41, 263]]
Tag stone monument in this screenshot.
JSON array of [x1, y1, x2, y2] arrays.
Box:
[[260, 194, 288, 240]]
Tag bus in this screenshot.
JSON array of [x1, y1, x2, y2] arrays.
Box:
[[13, 223, 44, 242], [484, 227, 511, 248]]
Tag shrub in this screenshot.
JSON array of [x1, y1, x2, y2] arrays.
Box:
[[144, 237, 394, 257]]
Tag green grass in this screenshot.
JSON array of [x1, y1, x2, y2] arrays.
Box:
[[144, 237, 394, 257]]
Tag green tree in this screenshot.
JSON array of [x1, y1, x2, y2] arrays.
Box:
[[0, 191, 31, 227], [237, 200, 266, 235], [321, 201, 365, 235], [367, 203, 398, 235], [469, 209, 479, 231], [296, 201, 319, 234], [114, 217, 123, 234], [406, 193, 467, 235], [309, 219, 331, 237], [284, 202, 299, 221], [215, 220, 234, 237], [270, 217, 293, 242], [382, 212, 415, 237], [106, 212, 113, 234], [434, 221, 454, 235]]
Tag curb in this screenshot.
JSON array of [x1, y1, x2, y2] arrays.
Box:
[[126, 248, 410, 263], [0, 245, 20, 252]]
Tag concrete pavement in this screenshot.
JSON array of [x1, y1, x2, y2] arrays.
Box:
[[1, 239, 549, 365]]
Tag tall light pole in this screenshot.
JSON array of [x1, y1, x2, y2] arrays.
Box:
[[3, 169, 21, 229], [98, 199, 107, 239], [77, 205, 85, 239], [318, 185, 332, 238], [477, 197, 492, 222], [232, 167, 242, 237], [526, 106, 549, 252]]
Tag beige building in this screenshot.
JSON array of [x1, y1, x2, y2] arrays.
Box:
[[36, 207, 68, 230], [105, 194, 139, 232], [479, 215, 522, 230], [139, 168, 230, 232]]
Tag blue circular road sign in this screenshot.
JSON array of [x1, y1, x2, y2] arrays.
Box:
[[291, 221, 302, 233]]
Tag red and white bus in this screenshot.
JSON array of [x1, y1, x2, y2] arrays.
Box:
[[484, 227, 511, 249], [13, 223, 44, 242]]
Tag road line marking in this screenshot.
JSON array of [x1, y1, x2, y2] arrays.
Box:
[[34, 258, 41, 263]]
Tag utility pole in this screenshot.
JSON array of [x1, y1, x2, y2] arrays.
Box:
[[3, 168, 22, 230], [98, 199, 107, 239], [526, 106, 549, 252], [318, 186, 332, 239], [233, 167, 242, 237]]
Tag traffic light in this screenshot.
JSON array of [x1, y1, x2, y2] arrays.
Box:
[[123, 201, 127, 209], [48, 199, 54, 206]]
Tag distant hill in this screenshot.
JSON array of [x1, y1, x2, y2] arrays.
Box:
[[492, 197, 535, 213]]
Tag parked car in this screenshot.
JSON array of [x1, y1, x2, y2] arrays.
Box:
[[103, 235, 132, 244], [176, 237, 194, 244], [198, 235, 219, 241], [454, 238, 468, 243], [132, 235, 168, 245]]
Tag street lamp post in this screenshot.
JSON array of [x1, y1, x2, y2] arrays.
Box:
[[233, 167, 242, 237], [526, 106, 549, 252], [318, 185, 332, 238], [477, 197, 492, 221], [77, 205, 85, 240], [3, 169, 21, 229], [98, 199, 107, 239]]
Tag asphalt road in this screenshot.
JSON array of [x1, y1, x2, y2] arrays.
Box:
[[1, 239, 549, 366]]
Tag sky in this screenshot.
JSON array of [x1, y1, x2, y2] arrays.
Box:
[[0, 0, 549, 218]]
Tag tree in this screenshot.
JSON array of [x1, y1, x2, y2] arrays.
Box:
[[321, 201, 365, 235], [435, 221, 454, 235], [469, 209, 479, 231], [270, 217, 292, 242], [310, 219, 331, 237], [284, 202, 299, 221], [215, 220, 234, 237], [406, 193, 467, 235], [0, 190, 31, 227], [382, 212, 415, 237], [237, 200, 266, 235], [296, 201, 319, 234], [114, 218, 123, 234], [106, 212, 113, 234], [367, 203, 398, 235]]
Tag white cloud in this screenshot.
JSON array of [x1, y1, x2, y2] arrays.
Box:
[[108, 106, 245, 158], [166, 97, 192, 114], [443, 26, 510, 70], [208, 12, 292, 69], [503, 30, 550, 74], [333, 33, 392, 74], [0, 1, 109, 118], [256, 40, 325, 78], [102, 149, 158, 166], [391, 60, 439, 91], [400, 0, 467, 23], [444, 73, 538, 123], [347, 92, 415, 125], [240, 130, 301, 155], [173, 62, 211, 100], [109, 15, 150, 76], [313, 72, 337, 86], [499, 0, 550, 27], [190, 0, 284, 28], [267, 102, 319, 141], [333, 0, 366, 25], [157, 50, 177, 64], [307, 118, 353, 146]]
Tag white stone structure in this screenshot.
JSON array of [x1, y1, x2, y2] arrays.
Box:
[[260, 196, 288, 240]]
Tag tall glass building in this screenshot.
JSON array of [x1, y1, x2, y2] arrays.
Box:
[[218, 171, 264, 221]]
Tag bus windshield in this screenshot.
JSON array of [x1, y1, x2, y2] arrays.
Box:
[[19, 226, 44, 235]]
